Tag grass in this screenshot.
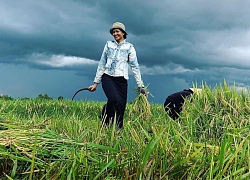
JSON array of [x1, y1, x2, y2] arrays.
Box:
[[0, 82, 250, 179]]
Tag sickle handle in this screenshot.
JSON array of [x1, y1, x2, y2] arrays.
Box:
[[72, 88, 90, 100]]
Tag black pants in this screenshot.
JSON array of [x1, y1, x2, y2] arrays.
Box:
[[101, 74, 127, 128]]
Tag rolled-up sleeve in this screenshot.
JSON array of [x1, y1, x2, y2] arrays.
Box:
[[128, 45, 144, 87], [94, 43, 108, 83]]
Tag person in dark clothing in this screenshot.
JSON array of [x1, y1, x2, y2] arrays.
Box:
[[164, 88, 201, 120]]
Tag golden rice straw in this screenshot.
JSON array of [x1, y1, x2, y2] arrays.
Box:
[[131, 87, 152, 119]]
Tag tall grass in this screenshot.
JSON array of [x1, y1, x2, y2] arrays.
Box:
[[0, 82, 250, 179]]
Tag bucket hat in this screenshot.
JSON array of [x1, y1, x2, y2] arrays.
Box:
[[110, 22, 128, 35]]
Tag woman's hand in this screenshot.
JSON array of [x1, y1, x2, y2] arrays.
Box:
[[138, 87, 146, 95], [141, 88, 146, 95], [88, 83, 98, 92]]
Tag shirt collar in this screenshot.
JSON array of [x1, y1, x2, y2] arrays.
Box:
[[114, 39, 126, 45]]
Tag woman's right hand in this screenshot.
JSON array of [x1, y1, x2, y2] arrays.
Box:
[[88, 83, 98, 92]]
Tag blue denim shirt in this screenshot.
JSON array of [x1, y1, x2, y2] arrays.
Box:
[[94, 40, 144, 87]]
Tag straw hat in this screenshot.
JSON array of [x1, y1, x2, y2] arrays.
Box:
[[109, 22, 128, 35]]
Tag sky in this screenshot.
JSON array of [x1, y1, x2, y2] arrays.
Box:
[[1, 0, 250, 104]]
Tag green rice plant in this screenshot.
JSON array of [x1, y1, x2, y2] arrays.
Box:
[[1, 81, 250, 179], [129, 87, 152, 121]]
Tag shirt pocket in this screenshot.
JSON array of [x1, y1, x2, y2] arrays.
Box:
[[107, 48, 115, 59], [119, 49, 129, 61]]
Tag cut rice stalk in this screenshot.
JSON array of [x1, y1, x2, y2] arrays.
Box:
[[131, 87, 152, 119]]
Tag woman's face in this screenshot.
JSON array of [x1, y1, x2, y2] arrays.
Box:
[[112, 28, 125, 43]]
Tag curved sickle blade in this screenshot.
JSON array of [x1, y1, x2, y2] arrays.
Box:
[[72, 88, 90, 100]]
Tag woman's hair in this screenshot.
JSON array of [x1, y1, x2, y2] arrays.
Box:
[[123, 31, 127, 39]]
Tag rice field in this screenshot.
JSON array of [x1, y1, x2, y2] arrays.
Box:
[[1, 82, 250, 179]]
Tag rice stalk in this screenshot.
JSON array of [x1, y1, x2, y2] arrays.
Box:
[[1, 81, 250, 179], [130, 87, 152, 119]]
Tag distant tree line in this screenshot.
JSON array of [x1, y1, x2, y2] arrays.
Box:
[[0, 94, 64, 100], [0, 95, 14, 100]]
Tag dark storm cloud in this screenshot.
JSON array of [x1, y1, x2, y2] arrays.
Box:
[[81, 0, 250, 72], [0, 0, 109, 64], [1, 0, 250, 69]]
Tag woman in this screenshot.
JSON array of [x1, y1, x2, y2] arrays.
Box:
[[88, 22, 145, 128]]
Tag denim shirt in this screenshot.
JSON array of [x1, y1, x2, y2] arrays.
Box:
[[94, 40, 144, 87]]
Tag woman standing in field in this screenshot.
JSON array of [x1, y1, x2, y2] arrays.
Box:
[[88, 22, 145, 128]]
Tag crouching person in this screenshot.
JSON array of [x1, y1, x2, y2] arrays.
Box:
[[164, 88, 202, 120]]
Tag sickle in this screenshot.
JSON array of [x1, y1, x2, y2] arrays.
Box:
[[71, 88, 90, 100]]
